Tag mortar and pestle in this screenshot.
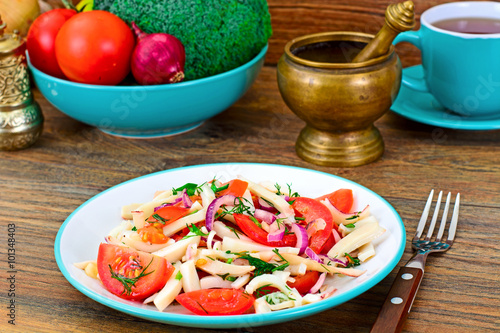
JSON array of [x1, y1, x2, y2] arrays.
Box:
[[277, 1, 415, 167]]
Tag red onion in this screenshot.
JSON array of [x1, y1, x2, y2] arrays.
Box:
[[305, 247, 322, 263], [309, 272, 327, 294], [306, 218, 326, 238], [254, 209, 277, 224], [181, 189, 193, 208], [317, 254, 347, 267], [291, 223, 308, 254], [205, 195, 237, 231], [154, 198, 182, 212], [131, 22, 186, 85], [332, 228, 342, 243], [258, 197, 276, 212], [267, 220, 285, 242]]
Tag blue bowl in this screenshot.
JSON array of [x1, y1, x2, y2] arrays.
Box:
[[28, 45, 267, 138]]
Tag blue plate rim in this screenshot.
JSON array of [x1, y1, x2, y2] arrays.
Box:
[[54, 162, 405, 328], [391, 65, 500, 131]]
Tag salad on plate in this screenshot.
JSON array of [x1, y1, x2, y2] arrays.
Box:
[[75, 176, 386, 315]]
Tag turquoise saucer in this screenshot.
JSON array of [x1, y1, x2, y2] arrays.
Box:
[[391, 65, 500, 131]]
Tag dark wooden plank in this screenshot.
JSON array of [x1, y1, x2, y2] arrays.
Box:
[[1, 64, 499, 332]]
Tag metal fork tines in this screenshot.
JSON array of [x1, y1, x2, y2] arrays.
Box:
[[411, 189, 460, 260], [370, 190, 461, 333]]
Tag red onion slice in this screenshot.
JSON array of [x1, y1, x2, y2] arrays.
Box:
[[291, 223, 308, 254], [309, 272, 327, 294], [305, 247, 322, 263], [267, 220, 285, 242], [254, 209, 277, 224], [181, 189, 193, 208], [258, 197, 276, 212], [332, 228, 342, 243], [306, 218, 326, 237], [205, 195, 237, 231], [317, 254, 347, 267], [154, 197, 182, 212]]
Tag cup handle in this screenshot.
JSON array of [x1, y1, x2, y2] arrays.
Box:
[[393, 31, 428, 92]]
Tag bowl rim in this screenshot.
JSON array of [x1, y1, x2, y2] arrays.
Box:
[[27, 44, 268, 91], [284, 32, 395, 69]]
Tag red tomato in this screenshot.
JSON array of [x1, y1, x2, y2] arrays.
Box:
[[138, 225, 170, 244], [176, 288, 255, 315], [54, 10, 135, 85], [26, 9, 77, 78], [97, 243, 173, 300], [316, 189, 353, 213], [218, 179, 248, 197], [292, 197, 334, 253], [233, 213, 296, 247], [287, 270, 320, 295], [146, 205, 190, 225], [320, 232, 337, 254]]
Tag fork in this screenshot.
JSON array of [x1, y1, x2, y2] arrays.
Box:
[[370, 190, 460, 333]]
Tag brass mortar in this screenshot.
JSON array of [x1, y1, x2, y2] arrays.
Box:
[[0, 17, 43, 151], [277, 32, 402, 167]]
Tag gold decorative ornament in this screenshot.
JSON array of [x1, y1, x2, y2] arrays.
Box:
[[277, 2, 415, 167], [0, 15, 43, 151]]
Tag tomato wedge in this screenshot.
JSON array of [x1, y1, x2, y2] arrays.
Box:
[[316, 189, 353, 213], [146, 205, 190, 224], [176, 288, 255, 315], [233, 213, 296, 247], [217, 179, 248, 197], [138, 225, 170, 244], [292, 197, 334, 253], [97, 243, 173, 300], [287, 270, 320, 295], [320, 232, 337, 254]]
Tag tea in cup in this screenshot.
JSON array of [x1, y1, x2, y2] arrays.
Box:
[[394, 1, 500, 117]]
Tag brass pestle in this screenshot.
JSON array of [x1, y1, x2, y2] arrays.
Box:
[[353, 1, 415, 62]]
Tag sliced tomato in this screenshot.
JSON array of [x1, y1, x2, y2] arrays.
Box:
[[287, 270, 320, 295], [218, 179, 248, 197], [146, 205, 190, 224], [175, 288, 255, 315], [316, 188, 353, 213], [171, 226, 190, 242], [292, 197, 334, 253], [320, 232, 337, 254], [138, 225, 170, 244], [97, 243, 174, 300], [233, 213, 296, 247]]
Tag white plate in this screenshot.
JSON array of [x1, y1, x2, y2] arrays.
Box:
[[55, 163, 405, 329]]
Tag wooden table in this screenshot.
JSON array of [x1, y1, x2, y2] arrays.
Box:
[[2, 1, 500, 332]]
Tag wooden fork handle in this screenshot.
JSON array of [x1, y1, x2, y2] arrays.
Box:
[[370, 266, 424, 333]]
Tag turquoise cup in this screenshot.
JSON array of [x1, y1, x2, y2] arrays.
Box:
[[394, 1, 500, 117]]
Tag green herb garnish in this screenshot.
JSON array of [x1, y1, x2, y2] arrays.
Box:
[[211, 182, 229, 193], [172, 182, 206, 196], [345, 253, 361, 268], [286, 183, 300, 198], [183, 223, 209, 238], [238, 252, 289, 277], [175, 271, 183, 280], [344, 223, 356, 228], [274, 183, 283, 195], [345, 211, 362, 221], [151, 214, 169, 224], [249, 216, 262, 228], [131, 226, 137, 231], [109, 258, 154, 296]]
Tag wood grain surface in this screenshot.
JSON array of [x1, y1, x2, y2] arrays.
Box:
[[1, 1, 500, 332]]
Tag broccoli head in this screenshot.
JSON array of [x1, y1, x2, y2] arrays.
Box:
[[95, 0, 272, 81]]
